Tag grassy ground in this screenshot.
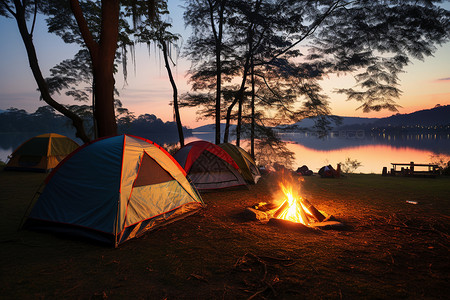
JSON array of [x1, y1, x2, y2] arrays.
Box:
[[0, 169, 449, 299]]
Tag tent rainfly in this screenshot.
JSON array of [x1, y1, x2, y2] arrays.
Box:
[[173, 140, 247, 191], [24, 134, 204, 247], [5, 133, 79, 172], [219, 143, 261, 184]]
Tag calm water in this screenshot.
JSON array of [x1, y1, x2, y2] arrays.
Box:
[[280, 132, 450, 174], [2, 131, 449, 174], [192, 131, 450, 174]]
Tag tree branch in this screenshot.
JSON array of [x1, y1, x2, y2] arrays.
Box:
[[259, 0, 346, 67], [30, 0, 37, 36], [69, 0, 99, 63], [1, 0, 17, 18]]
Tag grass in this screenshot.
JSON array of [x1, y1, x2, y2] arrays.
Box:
[[0, 169, 449, 299]]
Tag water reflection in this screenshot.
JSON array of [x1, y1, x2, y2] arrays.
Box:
[[286, 143, 438, 174], [279, 131, 450, 154], [280, 131, 450, 174]]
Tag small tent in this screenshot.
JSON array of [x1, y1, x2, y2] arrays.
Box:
[[173, 140, 247, 191], [24, 134, 204, 247], [5, 133, 79, 172], [219, 143, 261, 184]]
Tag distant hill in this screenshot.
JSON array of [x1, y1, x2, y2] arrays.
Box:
[[279, 105, 450, 130], [0, 108, 192, 146], [188, 105, 450, 133], [373, 105, 450, 127], [284, 116, 379, 129]]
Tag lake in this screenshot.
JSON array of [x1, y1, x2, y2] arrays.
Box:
[[2, 131, 449, 174], [191, 131, 450, 174], [275, 131, 450, 174]]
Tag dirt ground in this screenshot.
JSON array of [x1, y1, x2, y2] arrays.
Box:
[[1, 171, 449, 299]]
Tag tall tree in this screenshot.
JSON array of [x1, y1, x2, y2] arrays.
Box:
[[0, 0, 90, 143], [184, 0, 228, 144], [69, 0, 120, 137], [183, 0, 449, 153], [131, 1, 185, 146], [2, 1, 169, 140]]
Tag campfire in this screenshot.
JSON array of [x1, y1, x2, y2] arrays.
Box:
[[246, 180, 344, 230], [273, 183, 325, 225]]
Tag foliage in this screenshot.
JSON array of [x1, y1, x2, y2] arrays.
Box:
[[0, 0, 91, 142], [163, 143, 181, 156], [0, 106, 73, 134], [119, 113, 192, 144], [253, 126, 295, 169], [339, 157, 363, 174], [182, 0, 449, 151], [0, 106, 192, 145], [430, 154, 450, 175], [1, 0, 177, 139]]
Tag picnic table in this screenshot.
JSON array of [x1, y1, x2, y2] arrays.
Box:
[[388, 161, 440, 177]]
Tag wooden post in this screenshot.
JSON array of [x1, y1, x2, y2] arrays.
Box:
[[335, 164, 341, 178]]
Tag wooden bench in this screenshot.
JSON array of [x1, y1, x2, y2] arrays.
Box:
[[387, 162, 440, 178]]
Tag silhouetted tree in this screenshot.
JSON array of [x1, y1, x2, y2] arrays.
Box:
[[68, 0, 120, 137], [48, 0, 178, 139], [184, 0, 228, 144], [132, 1, 185, 146], [1, 1, 173, 140], [182, 0, 449, 153], [0, 0, 90, 143]]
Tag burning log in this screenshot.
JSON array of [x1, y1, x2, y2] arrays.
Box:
[[302, 198, 326, 222], [245, 181, 345, 230], [297, 202, 310, 225], [272, 200, 289, 219]]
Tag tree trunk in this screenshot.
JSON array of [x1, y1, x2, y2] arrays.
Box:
[[223, 54, 251, 143], [71, 0, 119, 138], [214, 44, 222, 145], [223, 90, 239, 144], [236, 88, 243, 147], [161, 38, 184, 147], [13, 0, 90, 143], [209, 0, 226, 145], [224, 1, 259, 144], [250, 53, 255, 158]]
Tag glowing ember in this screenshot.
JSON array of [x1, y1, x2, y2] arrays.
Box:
[[275, 183, 316, 226]]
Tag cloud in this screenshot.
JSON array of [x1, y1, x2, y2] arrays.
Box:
[[435, 77, 450, 82]]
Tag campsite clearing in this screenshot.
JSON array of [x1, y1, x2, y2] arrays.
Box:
[[0, 170, 449, 299]]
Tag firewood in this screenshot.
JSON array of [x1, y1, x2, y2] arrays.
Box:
[[299, 203, 310, 225], [302, 198, 326, 222], [272, 200, 289, 218], [244, 208, 269, 221]]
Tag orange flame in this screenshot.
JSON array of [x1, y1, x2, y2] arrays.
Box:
[[276, 183, 314, 225]]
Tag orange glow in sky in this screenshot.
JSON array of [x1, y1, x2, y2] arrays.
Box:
[[0, 4, 449, 129]]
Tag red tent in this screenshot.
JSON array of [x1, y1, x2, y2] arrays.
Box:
[[173, 140, 247, 191]]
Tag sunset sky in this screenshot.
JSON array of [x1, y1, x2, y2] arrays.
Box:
[[0, 1, 449, 129]]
